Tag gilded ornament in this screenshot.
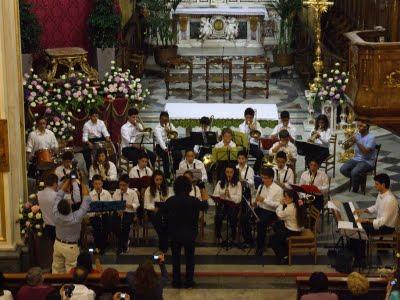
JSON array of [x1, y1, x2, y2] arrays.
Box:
[[384, 69, 400, 88], [249, 16, 258, 32], [178, 16, 188, 32]]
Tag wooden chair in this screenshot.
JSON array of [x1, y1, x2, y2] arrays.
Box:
[[117, 141, 132, 174], [321, 133, 337, 177], [205, 58, 232, 101], [287, 205, 320, 265], [165, 57, 193, 99], [242, 56, 270, 98]]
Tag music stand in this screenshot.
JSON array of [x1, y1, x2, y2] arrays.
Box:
[[290, 184, 322, 195], [232, 131, 249, 149], [130, 132, 151, 146], [169, 137, 195, 152], [295, 140, 325, 156]]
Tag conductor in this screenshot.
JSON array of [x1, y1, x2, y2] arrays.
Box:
[[162, 176, 208, 289]]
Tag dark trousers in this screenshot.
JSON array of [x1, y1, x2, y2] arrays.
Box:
[[340, 159, 373, 192], [155, 145, 182, 178], [122, 147, 156, 167], [147, 210, 168, 253], [305, 147, 329, 165], [171, 239, 195, 285], [255, 207, 277, 250], [313, 195, 324, 211], [249, 143, 264, 173], [112, 212, 134, 251], [83, 137, 105, 170], [43, 225, 56, 241], [90, 215, 110, 251], [215, 204, 239, 240], [240, 205, 255, 244], [270, 221, 300, 259]]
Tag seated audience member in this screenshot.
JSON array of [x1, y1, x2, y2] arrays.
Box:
[[273, 151, 294, 189], [236, 150, 255, 186], [16, 267, 55, 300], [129, 152, 153, 178], [126, 254, 168, 299], [62, 266, 95, 300], [55, 151, 74, 183], [98, 268, 120, 300], [0, 272, 12, 300], [271, 110, 296, 142], [215, 128, 236, 148], [300, 272, 338, 300], [89, 148, 118, 183], [178, 149, 207, 182], [343, 272, 374, 300], [70, 252, 102, 275], [269, 129, 297, 167]]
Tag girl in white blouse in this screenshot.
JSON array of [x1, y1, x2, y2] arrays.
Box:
[[213, 164, 242, 241], [89, 148, 118, 183], [270, 189, 306, 264], [306, 114, 331, 165], [144, 170, 171, 253]]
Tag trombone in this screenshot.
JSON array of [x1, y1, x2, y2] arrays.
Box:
[[248, 109, 261, 139], [164, 122, 178, 140], [137, 115, 152, 134]]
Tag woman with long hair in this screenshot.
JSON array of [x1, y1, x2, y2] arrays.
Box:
[[89, 148, 118, 182], [144, 170, 170, 253], [270, 188, 306, 264], [306, 114, 331, 164]]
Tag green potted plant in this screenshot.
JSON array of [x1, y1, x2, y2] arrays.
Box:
[[141, 0, 181, 67], [19, 0, 41, 74], [272, 0, 302, 67], [88, 0, 121, 79]]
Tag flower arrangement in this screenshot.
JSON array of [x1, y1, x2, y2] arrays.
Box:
[[51, 71, 103, 114], [18, 194, 44, 239], [315, 63, 349, 108], [23, 69, 51, 107], [100, 61, 150, 105]]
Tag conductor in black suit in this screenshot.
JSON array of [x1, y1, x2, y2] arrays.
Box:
[[162, 176, 208, 288]]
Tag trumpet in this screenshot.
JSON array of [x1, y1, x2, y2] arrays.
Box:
[[249, 109, 261, 139], [308, 130, 319, 143], [137, 115, 152, 134], [164, 122, 178, 140], [262, 155, 276, 168], [340, 131, 358, 150]]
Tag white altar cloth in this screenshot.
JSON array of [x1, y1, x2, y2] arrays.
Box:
[[175, 5, 269, 20], [164, 103, 278, 121]]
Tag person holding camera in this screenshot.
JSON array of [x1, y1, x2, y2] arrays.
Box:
[[52, 179, 91, 274], [59, 266, 95, 300]]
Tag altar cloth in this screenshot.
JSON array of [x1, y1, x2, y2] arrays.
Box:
[[175, 5, 269, 20]]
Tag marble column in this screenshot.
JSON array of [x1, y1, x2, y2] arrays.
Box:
[[0, 0, 27, 270]]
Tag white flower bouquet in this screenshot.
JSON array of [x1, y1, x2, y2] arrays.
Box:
[[30, 112, 75, 142], [23, 69, 52, 108], [18, 195, 44, 238]]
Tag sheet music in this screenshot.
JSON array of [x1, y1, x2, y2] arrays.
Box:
[[336, 200, 368, 240], [131, 132, 151, 144], [327, 200, 340, 212]]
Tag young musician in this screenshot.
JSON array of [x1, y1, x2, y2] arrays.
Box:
[[121, 108, 156, 167], [194, 116, 212, 160], [89, 148, 118, 183], [89, 175, 112, 253], [306, 114, 331, 165], [270, 189, 306, 264], [154, 111, 182, 179], [183, 170, 202, 200], [129, 152, 153, 179], [26, 116, 58, 160], [299, 159, 329, 210], [144, 170, 171, 253], [213, 165, 242, 242], [340, 120, 377, 193], [271, 111, 296, 142], [82, 109, 111, 169], [239, 107, 264, 173], [55, 151, 74, 183], [269, 129, 297, 166], [112, 174, 140, 254], [273, 151, 294, 189], [236, 150, 255, 186], [178, 149, 208, 182], [215, 128, 236, 148], [253, 167, 283, 256]]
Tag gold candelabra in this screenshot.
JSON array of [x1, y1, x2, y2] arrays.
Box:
[[339, 110, 356, 162], [303, 0, 334, 92]]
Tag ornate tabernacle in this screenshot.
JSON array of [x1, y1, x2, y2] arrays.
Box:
[[175, 1, 278, 56], [44, 47, 99, 82]]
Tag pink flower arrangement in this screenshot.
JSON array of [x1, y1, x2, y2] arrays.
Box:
[[23, 69, 51, 107], [316, 63, 349, 106]]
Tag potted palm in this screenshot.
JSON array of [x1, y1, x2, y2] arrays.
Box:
[[88, 0, 121, 79], [272, 0, 302, 67], [141, 0, 181, 67], [19, 0, 41, 74]]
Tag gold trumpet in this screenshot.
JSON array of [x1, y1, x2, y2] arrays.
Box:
[[137, 115, 152, 134], [262, 155, 276, 168], [340, 130, 358, 150], [249, 109, 262, 139], [164, 122, 178, 140], [202, 153, 215, 168], [308, 130, 319, 143]]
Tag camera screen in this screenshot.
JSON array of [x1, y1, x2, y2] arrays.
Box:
[[153, 255, 159, 260]]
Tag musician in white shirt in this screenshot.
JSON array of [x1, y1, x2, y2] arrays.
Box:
[[270, 189, 306, 264], [89, 148, 118, 185], [299, 159, 329, 210], [273, 151, 294, 189], [112, 174, 140, 254], [215, 128, 236, 148], [194, 116, 213, 160], [236, 150, 255, 186], [253, 167, 283, 255], [121, 108, 156, 167], [183, 170, 208, 201], [154, 111, 182, 179], [144, 170, 171, 253], [269, 129, 297, 167], [89, 175, 112, 253], [306, 114, 331, 165], [26, 116, 58, 159], [213, 165, 242, 241], [238, 107, 264, 173], [178, 149, 208, 182], [129, 152, 153, 178], [55, 151, 74, 182], [271, 111, 296, 142]]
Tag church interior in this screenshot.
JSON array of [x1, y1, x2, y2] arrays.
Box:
[[1, 0, 400, 299]]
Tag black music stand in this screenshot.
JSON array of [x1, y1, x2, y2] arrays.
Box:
[[169, 137, 195, 152], [190, 131, 218, 147], [295, 140, 325, 156]]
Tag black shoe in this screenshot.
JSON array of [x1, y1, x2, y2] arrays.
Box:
[[116, 248, 123, 256], [184, 281, 196, 289], [172, 282, 182, 289]]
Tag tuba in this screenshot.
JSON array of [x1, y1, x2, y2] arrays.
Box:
[[249, 109, 262, 139], [164, 122, 178, 140]]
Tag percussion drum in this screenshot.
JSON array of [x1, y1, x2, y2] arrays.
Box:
[[35, 149, 55, 170], [93, 141, 117, 164]]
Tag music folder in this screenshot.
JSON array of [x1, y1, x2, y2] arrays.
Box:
[[210, 195, 238, 208], [190, 131, 217, 147], [129, 176, 152, 189], [212, 147, 241, 162], [295, 140, 326, 156], [89, 200, 126, 213], [290, 184, 322, 195]]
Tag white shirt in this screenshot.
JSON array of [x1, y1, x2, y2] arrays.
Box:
[[367, 190, 398, 230], [236, 164, 254, 186], [272, 122, 297, 138], [239, 120, 262, 145], [273, 166, 294, 189], [255, 182, 283, 211], [37, 187, 58, 226], [213, 181, 242, 204], [269, 141, 298, 161], [129, 165, 153, 178], [215, 140, 236, 148], [120, 121, 143, 149], [190, 185, 202, 200], [55, 165, 72, 182], [89, 189, 113, 201], [0, 290, 13, 300], [69, 284, 95, 300], [299, 170, 329, 194], [311, 128, 331, 148], [82, 119, 110, 142], [112, 188, 140, 213], [26, 129, 58, 153], [89, 161, 118, 181], [154, 123, 178, 150], [144, 187, 171, 210], [178, 159, 208, 182], [276, 203, 302, 232]]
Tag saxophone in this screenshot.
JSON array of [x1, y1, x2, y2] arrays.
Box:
[[224, 183, 230, 199]]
